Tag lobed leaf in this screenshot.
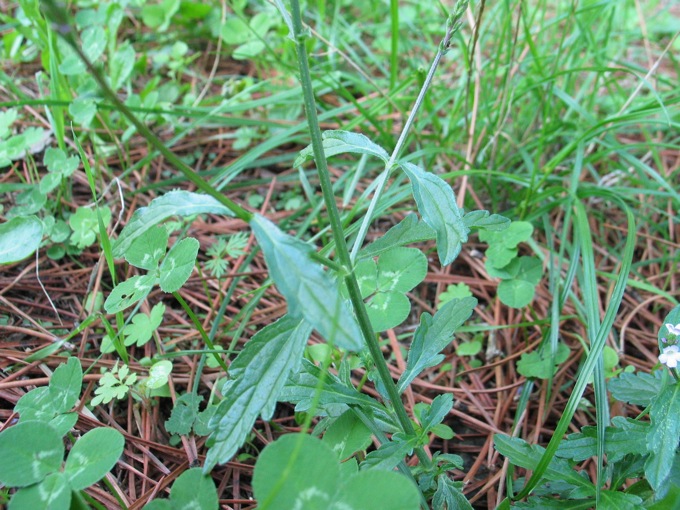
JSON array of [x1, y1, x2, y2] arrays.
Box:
[[204, 315, 312, 470], [607, 371, 665, 407], [398, 297, 477, 393]]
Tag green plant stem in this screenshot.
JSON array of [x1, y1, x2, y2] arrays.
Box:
[[41, 0, 252, 223], [288, 0, 432, 471], [390, 0, 399, 92], [350, 3, 469, 261], [172, 291, 230, 373]]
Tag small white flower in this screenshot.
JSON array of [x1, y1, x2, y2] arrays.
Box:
[[665, 323, 680, 336], [659, 345, 680, 368]]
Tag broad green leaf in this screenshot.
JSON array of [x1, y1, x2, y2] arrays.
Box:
[[497, 279, 536, 308], [219, 17, 250, 45], [354, 258, 378, 297], [366, 291, 410, 332], [47, 413, 78, 437], [110, 42, 136, 91], [204, 315, 312, 470], [401, 162, 468, 266], [159, 238, 199, 292], [493, 435, 592, 489], [145, 360, 173, 390], [165, 393, 202, 436], [608, 371, 665, 406], [294, 130, 389, 168], [479, 221, 534, 248], [0, 421, 64, 487], [456, 340, 482, 356], [645, 382, 680, 492], [233, 40, 265, 60], [44, 147, 79, 177], [358, 214, 435, 260], [0, 215, 43, 264], [280, 359, 383, 413], [376, 247, 427, 293], [82, 26, 106, 62], [516, 343, 570, 379], [168, 468, 218, 509], [63, 427, 124, 490], [335, 470, 420, 510], [39, 172, 62, 195], [123, 303, 166, 347], [69, 97, 97, 126], [250, 214, 362, 351], [112, 191, 234, 258], [8, 472, 71, 510], [142, 500, 172, 510], [0, 108, 18, 139], [104, 274, 156, 314], [322, 410, 373, 460], [512, 498, 594, 509], [253, 434, 340, 509], [15, 387, 57, 423], [48, 357, 82, 413], [398, 297, 477, 393], [463, 210, 510, 232], [125, 226, 169, 270], [141, 0, 179, 30]]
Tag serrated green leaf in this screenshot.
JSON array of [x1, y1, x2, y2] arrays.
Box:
[[158, 237, 199, 292], [204, 315, 312, 470], [433, 475, 473, 510], [516, 343, 570, 379], [112, 191, 234, 258], [361, 435, 418, 472], [398, 297, 477, 393], [8, 471, 71, 510], [494, 435, 592, 489], [322, 410, 373, 460], [104, 274, 156, 314], [401, 162, 468, 266], [125, 226, 168, 270], [608, 371, 665, 406], [168, 468, 218, 509], [359, 214, 436, 260], [0, 421, 64, 487], [645, 382, 680, 492], [69, 206, 111, 249], [64, 427, 124, 490], [165, 393, 202, 436], [294, 130, 389, 167], [555, 417, 648, 462], [480, 221, 534, 248], [280, 359, 383, 413], [69, 97, 97, 126], [44, 147, 79, 176], [438, 283, 473, 308], [419, 394, 453, 433], [250, 214, 362, 351], [0, 215, 43, 264], [0, 108, 18, 139], [123, 303, 165, 347]]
